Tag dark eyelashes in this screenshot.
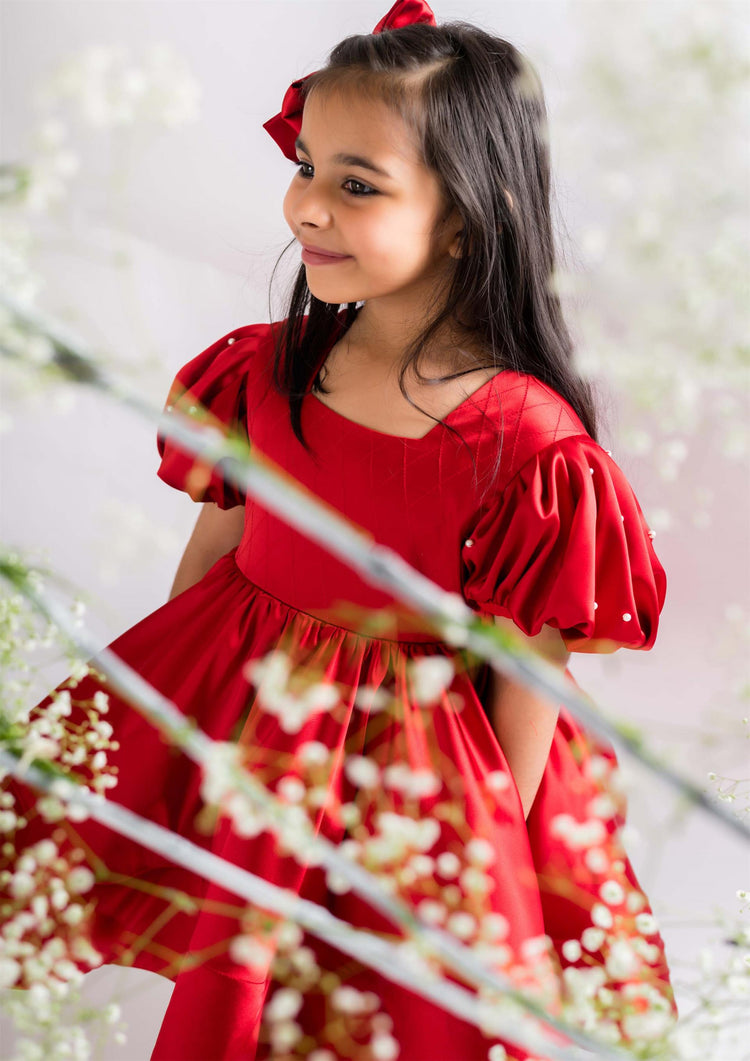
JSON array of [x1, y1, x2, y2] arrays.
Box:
[[293, 161, 378, 197]]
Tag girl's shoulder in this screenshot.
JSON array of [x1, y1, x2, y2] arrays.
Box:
[[168, 321, 279, 399], [479, 368, 593, 487]]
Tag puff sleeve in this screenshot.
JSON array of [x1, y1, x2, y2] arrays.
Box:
[[156, 327, 264, 509], [461, 434, 666, 652]]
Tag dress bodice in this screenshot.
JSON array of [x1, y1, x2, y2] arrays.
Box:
[[157, 320, 666, 651]]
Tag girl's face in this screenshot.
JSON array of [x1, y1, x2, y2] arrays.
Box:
[[283, 88, 462, 311]]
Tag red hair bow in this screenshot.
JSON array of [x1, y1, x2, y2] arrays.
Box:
[[262, 0, 436, 162]]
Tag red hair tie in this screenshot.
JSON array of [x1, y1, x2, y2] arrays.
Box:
[[262, 0, 436, 162]]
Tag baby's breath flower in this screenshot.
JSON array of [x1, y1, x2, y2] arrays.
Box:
[[436, 851, 461, 879], [269, 1020, 302, 1051], [635, 912, 658, 935], [599, 879, 625, 906], [461, 866, 492, 895], [265, 986, 303, 1022], [447, 911, 476, 940], [479, 913, 510, 942], [605, 939, 640, 980], [331, 985, 376, 1014], [591, 902, 614, 929], [626, 889, 646, 913], [466, 837, 495, 867], [407, 655, 454, 705], [581, 927, 605, 952], [0, 957, 22, 988], [344, 754, 379, 789], [584, 847, 609, 874], [417, 899, 446, 925], [298, 740, 329, 766], [622, 1007, 674, 1041], [276, 775, 306, 804], [353, 685, 391, 712], [408, 854, 434, 877], [229, 935, 273, 969], [325, 868, 351, 895], [371, 1033, 400, 1061], [485, 770, 511, 793], [66, 867, 94, 895], [561, 939, 582, 962], [10, 872, 36, 900], [68, 659, 89, 682]]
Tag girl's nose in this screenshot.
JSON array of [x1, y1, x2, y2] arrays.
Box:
[[292, 182, 333, 230]]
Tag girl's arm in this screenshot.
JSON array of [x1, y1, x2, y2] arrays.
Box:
[[168, 502, 245, 600], [488, 615, 570, 819]]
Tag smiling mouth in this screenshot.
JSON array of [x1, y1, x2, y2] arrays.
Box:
[[300, 246, 353, 266]]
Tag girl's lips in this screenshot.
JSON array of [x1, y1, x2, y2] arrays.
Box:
[[300, 246, 353, 266]]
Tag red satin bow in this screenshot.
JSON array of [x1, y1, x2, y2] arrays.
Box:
[[263, 0, 436, 161]]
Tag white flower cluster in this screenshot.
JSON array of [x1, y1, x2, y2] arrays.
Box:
[[0, 585, 62, 723], [243, 651, 341, 734], [555, 881, 675, 1044], [543, 751, 682, 1049], [406, 655, 455, 706], [9, 46, 199, 219], [476, 988, 556, 1057], [0, 838, 100, 994], [550, 812, 611, 856], [353, 684, 392, 713], [36, 43, 202, 131], [661, 918, 750, 1059], [343, 755, 442, 802], [13, 684, 118, 798], [0, 958, 124, 1061], [230, 912, 399, 1059], [363, 811, 441, 867], [1, 584, 117, 798], [200, 741, 268, 840], [330, 984, 398, 1060]]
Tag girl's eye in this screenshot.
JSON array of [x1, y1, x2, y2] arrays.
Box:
[[342, 178, 377, 197], [293, 162, 377, 197]]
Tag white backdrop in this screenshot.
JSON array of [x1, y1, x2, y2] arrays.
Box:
[[1, 1, 748, 1058]]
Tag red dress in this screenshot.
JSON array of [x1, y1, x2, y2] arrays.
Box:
[[7, 318, 674, 1060]]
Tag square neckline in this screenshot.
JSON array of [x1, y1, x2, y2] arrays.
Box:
[[307, 313, 506, 442], [308, 372, 505, 442]]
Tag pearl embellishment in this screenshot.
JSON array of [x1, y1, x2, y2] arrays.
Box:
[[622, 612, 632, 621], [589, 467, 595, 474], [226, 336, 236, 344], [593, 602, 598, 610], [464, 539, 474, 548]]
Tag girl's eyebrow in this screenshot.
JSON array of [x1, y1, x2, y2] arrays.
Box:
[[294, 137, 393, 180]]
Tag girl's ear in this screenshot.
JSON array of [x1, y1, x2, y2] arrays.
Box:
[[449, 229, 465, 260], [445, 209, 466, 260]]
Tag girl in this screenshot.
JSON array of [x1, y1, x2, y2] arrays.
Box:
[[5, 2, 675, 1058]]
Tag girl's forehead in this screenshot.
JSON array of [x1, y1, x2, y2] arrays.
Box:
[[299, 88, 422, 170]]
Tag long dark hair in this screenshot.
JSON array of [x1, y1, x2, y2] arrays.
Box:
[[270, 20, 600, 450]]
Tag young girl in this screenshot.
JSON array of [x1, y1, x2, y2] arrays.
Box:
[[6, 2, 675, 1058]]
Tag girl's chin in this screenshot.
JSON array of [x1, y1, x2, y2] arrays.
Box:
[[307, 282, 364, 304]]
